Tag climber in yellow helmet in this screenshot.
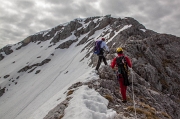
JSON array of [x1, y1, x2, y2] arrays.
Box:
[[111, 47, 132, 103]]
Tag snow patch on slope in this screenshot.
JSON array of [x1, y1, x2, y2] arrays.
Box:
[[63, 85, 116, 119], [140, 29, 146, 32], [107, 25, 132, 43]]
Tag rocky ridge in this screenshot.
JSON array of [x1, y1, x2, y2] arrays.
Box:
[[0, 16, 180, 119], [44, 65, 180, 119], [0, 16, 153, 61], [43, 16, 180, 119]]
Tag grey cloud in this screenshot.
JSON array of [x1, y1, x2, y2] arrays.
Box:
[[162, 1, 180, 10], [0, 26, 25, 48], [48, 1, 101, 22], [17, 12, 37, 27], [0, 0, 180, 49], [44, 0, 98, 6], [174, 13, 180, 21], [44, 0, 73, 5], [70, 2, 101, 17], [109, 0, 179, 37], [37, 18, 59, 28], [100, 0, 130, 15], [15, 1, 35, 9], [0, 14, 22, 24], [143, 4, 172, 20], [1, 24, 25, 38]]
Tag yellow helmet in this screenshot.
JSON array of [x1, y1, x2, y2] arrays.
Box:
[[116, 47, 123, 53]]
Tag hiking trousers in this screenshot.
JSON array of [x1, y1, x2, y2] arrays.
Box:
[[119, 77, 127, 101], [95, 55, 107, 70]]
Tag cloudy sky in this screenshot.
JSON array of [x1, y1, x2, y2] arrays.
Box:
[[0, 0, 180, 48]]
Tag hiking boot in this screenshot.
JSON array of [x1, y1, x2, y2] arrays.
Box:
[[122, 100, 127, 103]]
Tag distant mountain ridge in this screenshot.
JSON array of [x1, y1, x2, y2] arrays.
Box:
[[0, 16, 180, 119]]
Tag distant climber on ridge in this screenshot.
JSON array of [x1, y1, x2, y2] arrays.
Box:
[[94, 38, 109, 71], [111, 47, 132, 103]]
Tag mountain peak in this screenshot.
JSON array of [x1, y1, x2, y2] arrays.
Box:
[[0, 16, 180, 119]]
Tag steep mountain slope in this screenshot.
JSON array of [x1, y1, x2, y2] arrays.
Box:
[[0, 16, 180, 119]]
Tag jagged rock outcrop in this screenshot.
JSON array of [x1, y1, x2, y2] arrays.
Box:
[[0, 87, 5, 97], [50, 20, 82, 44], [0, 45, 13, 56], [43, 97, 72, 119], [0, 36, 33, 60], [16, 36, 32, 50], [18, 59, 51, 73], [124, 34, 180, 97], [55, 39, 78, 49], [0, 54, 4, 61]]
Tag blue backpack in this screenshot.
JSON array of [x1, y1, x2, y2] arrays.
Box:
[[93, 41, 102, 55]]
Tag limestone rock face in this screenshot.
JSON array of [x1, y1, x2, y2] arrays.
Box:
[[0, 54, 4, 61], [96, 66, 180, 119], [0, 87, 5, 97], [0, 46, 13, 55], [55, 39, 78, 49], [125, 34, 180, 97]]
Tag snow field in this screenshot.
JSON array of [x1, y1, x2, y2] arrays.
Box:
[[62, 85, 117, 119]]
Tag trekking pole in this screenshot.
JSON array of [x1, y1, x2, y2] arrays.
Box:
[[130, 68, 137, 119]]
